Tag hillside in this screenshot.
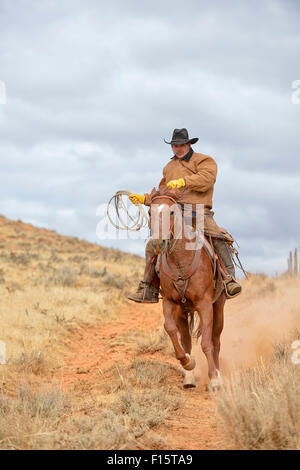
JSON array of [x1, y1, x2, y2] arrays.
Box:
[[0, 215, 299, 450], [0, 214, 144, 372]]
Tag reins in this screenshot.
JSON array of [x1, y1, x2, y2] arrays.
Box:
[[151, 195, 178, 205]]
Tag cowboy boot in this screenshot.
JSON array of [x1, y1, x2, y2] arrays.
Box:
[[127, 279, 159, 303], [127, 241, 160, 303], [212, 239, 242, 297]]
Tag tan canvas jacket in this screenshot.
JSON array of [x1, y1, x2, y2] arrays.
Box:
[[144, 152, 217, 210]]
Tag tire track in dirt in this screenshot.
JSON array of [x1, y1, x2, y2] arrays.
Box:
[[54, 300, 230, 450]]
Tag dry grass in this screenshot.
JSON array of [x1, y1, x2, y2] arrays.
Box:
[[12, 349, 48, 375], [0, 381, 70, 449], [0, 358, 180, 449], [109, 328, 172, 355], [0, 215, 179, 449], [214, 327, 300, 450], [100, 358, 180, 392], [1, 214, 300, 450], [0, 215, 144, 374], [89, 358, 181, 449], [136, 328, 173, 355]]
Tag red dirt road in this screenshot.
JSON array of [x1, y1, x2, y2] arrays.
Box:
[[55, 301, 232, 450]]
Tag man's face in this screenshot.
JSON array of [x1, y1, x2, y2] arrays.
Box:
[[171, 143, 191, 159]]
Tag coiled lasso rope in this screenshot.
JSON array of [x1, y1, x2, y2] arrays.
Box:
[[107, 190, 149, 231]]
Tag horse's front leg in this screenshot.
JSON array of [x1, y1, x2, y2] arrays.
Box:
[[212, 293, 225, 370], [176, 314, 196, 388], [195, 294, 220, 390], [163, 298, 195, 371]]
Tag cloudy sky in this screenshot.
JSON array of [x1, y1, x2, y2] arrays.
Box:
[[0, 0, 299, 275]]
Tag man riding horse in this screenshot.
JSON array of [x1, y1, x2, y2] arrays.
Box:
[[127, 128, 242, 303]]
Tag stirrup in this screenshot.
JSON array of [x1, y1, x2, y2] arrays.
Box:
[[127, 281, 159, 303], [223, 279, 242, 299]]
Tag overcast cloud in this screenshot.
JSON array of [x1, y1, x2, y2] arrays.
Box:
[[0, 0, 299, 275]]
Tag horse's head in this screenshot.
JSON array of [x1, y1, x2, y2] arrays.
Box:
[[149, 187, 183, 254]]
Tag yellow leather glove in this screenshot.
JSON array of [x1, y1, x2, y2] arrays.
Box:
[[129, 193, 146, 205], [166, 178, 186, 190]]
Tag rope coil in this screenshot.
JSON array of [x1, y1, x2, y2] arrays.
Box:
[[107, 190, 149, 231]]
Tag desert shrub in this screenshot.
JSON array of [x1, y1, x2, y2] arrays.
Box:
[[136, 328, 172, 354], [127, 359, 173, 387], [18, 242, 32, 249], [9, 252, 31, 265], [0, 383, 70, 449], [12, 350, 47, 375], [112, 387, 180, 437], [112, 251, 123, 262], [103, 273, 126, 289], [0, 361, 180, 449], [48, 252, 63, 264], [109, 329, 172, 355], [79, 263, 107, 278], [68, 255, 89, 264], [80, 264, 127, 289], [17, 382, 67, 418], [47, 266, 77, 287]]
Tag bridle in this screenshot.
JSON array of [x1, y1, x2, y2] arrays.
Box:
[[150, 194, 206, 303], [150, 195, 182, 254]]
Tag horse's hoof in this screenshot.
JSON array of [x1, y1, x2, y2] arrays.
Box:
[[183, 370, 196, 388], [184, 383, 196, 389], [208, 382, 221, 392], [182, 353, 196, 371], [208, 370, 223, 392]]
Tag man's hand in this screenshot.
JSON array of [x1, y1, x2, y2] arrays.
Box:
[[166, 178, 186, 190], [129, 193, 146, 205]]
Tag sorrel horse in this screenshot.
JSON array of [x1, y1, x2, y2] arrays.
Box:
[[150, 188, 225, 391]]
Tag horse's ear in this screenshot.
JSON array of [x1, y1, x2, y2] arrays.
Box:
[[150, 187, 159, 201], [167, 187, 180, 199]]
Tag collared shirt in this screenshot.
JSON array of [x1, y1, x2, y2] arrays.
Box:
[[171, 148, 194, 162], [144, 151, 217, 210]]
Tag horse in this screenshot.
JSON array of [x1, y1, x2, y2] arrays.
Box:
[[149, 188, 226, 391]]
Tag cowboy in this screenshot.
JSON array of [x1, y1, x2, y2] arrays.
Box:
[[127, 128, 242, 303]]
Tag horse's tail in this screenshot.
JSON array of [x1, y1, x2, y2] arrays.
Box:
[[187, 310, 202, 340]]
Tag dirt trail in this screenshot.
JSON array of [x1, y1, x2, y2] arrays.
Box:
[[2, 216, 297, 449], [54, 301, 231, 450], [52, 275, 300, 450]]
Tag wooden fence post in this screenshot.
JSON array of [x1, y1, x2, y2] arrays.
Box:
[[286, 248, 300, 276], [294, 248, 298, 277], [289, 251, 293, 276]]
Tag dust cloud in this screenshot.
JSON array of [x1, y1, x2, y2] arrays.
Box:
[[192, 276, 300, 382]]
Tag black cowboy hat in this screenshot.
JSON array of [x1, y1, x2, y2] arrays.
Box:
[[164, 128, 198, 145]]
